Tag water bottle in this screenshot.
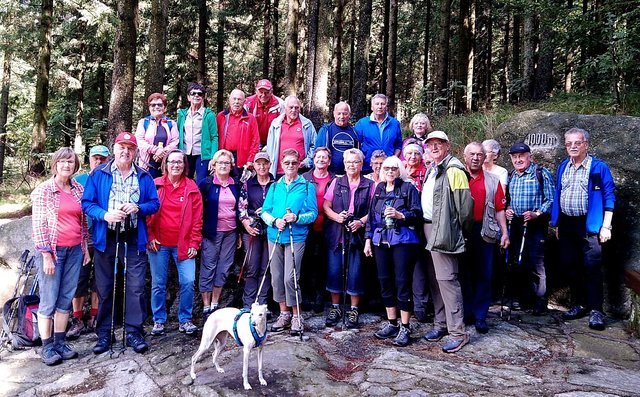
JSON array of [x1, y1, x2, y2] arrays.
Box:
[[384, 205, 395, 229]]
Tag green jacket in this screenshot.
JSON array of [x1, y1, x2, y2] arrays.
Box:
[[426, 154, 474, 254], [177, 107, 218, 161]]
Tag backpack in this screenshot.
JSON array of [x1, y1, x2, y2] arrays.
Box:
[[2, 295, 41, 349], [143, 116, 174, 133]]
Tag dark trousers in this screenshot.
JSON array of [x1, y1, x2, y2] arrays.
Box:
[[300, 230, 328, 305], [94, 229, 148, 337], [558, 214, 604, 312], [461, 222, 494, 321], [241, 234, 271, 308], [373, 243, 417, 312], [186, 154, 209, 186], [508, 217, 547, 305]]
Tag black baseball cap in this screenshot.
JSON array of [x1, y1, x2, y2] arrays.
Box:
[[508, 143, 531, 154]]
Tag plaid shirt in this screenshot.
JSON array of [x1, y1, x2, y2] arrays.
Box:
[[31, 177, 88, 259], [508, 163, 555, 216], [108, 162, 140, 230], [560, 155, 591, 216]]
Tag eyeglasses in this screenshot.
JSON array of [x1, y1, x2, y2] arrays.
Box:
[[564, 141, 585, 148], [58, 160, 75, 165], [283, 161, 299, 166], [216, 161, 231, 166], [426, 141, 445, 148], [149, 103, 164, 108], [383, 166, 399, 172], [168, 160, 184, 166], [345, 160, 362, 165], [190, 91, 204, 97]]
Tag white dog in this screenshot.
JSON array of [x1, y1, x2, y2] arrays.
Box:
[[190, 302, 268, 390]]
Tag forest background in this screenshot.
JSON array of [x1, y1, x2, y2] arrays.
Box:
[[0, 0, 638, 199]]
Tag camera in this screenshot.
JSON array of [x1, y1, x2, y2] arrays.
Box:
[[249, 216, 266, 236]]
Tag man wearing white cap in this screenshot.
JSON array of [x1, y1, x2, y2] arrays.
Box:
[[245, 79, 284, 146], [82, 132, 160, 355], [420, 131, 473, 353]]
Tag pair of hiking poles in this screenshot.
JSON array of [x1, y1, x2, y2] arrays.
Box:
[[500, 220, 527, 320], [109, 216, 131, 358]]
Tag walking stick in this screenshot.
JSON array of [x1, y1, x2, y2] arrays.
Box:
[[120, 216, 131, 354], [342, 222, 352, 328], [109, 223, 121, 358], [500, 220, 511, 320], [286, 208, 304, 341], [255, 229, 281, 303], [517, 222, 528, 267], [238, 235, 254, 284]]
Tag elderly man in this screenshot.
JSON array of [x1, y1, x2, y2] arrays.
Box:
[[82, 132, 160, 354], [461, 142, 510, 334], [67, 145, 111, 339], [265, 95, 317, 177], [551, 128, 615, 330], [244, 79, 284, 146], [177, 82, 218, 185], [354, 94, 402, 173], [216, 89, 260, 172], [506, 143, 555, 315], [421, 131, 473, 353], [315, 102, 359, 174]]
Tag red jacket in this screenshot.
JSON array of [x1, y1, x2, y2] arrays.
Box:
[[147, 175, 203, 260], [244, 94, 284, 145], [216, 109, 260, 167]]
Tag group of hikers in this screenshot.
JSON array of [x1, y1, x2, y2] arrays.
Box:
[[30, 79, 615, 366]]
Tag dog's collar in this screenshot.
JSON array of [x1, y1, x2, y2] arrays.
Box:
[[232, 308, 268, 348]]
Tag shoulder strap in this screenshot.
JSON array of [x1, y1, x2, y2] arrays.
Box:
[[536, 164, 545, 198]]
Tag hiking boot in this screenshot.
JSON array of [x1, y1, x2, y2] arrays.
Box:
[[86, 316, 96, 333], [563, 305, 587, 320], [393, 325, 411, 347], [290, 315, 305, 335], [54, 340, 78, 360], [374, 322, 400, 339], [66, 317, 84, 340], [126, 333, 149, 353], [588, 310, 605, 331], [511, 300, 522, 311], [93, 335, 111, 355], [345, 308, 359, 329], [442, 334, 470, 353], [475, 319, 489, 334], [423, 327, 448, 342], [270, 312, 292, 332], [325, 307, 343, 327], [150, 322, 165, 336], [179, 321, 198, 335], [40, 343, 62, 366]]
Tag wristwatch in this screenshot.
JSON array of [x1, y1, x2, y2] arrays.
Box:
[[602, 225, 612, 230]]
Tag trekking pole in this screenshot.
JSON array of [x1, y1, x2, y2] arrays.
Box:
[[342, 221, 352, 328], [0, 254, 34, 348], [255, 229, 281, 303], [517, 222, 528, 267], [286, 208, 304, 341], [120, 216, 131, 354], [238, 235, 254, 284], [109, 222, 121, 358], [9, 251, 30, 300], [500, 220, 511, 320]]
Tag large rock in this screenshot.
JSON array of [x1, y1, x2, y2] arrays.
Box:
[[0, 216, 35, 304], [495, 110, 640, 316]]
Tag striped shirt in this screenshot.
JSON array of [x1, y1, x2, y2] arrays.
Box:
[[31, 178, 88, 260], [507, 163, 555, 216], [560, 155, 591, 216], [108, 162, 140, 231]]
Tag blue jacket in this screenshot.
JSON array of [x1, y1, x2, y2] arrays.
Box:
[[551, 156, 615, 234], [315, 122, 358, 174], [199, 176, 241, 239], [354, 113, 402, 172], [261, 175, 318, 243], [81, 161, 160, 253]]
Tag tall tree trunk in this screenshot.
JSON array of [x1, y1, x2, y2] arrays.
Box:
[[262, 0, 271, 78], [381, 0, 390, 93], [482, 0, 492, 108], [145, 0, 168, 102], [521, 14, 536, 101], [500, 15, 510, 103], [533, 20, 554, 100], [422, 0, 432, 89], [74, 39, 86, 157], [197, 0, 207, 85], [305, 0, 320, 111], [433, 0, 452, 104], [30, 0, 54, 176], [385, 0, 398, 113], [456, 0, 474, 113], [284, 0, 300, 95], [309, 0, 331, 125], [332, 0, 345, 104], [510, 13, 521, 103], [564, 0, 574, 92], [216, 0, 225, 110], [107, 0, 139, 144], [348, 25, 355, 104], [272, 0, 280, 83], [352, 0, 373, 119], [0, 51, 11, 184]]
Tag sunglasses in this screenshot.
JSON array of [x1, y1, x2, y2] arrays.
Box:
[[190, 91, 204, 97], [283, 161, 299, 166], [149, 103, 164, 108], [383, 166, 399, 172]]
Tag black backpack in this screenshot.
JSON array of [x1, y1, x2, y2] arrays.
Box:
[[1, 295, 41, 349]]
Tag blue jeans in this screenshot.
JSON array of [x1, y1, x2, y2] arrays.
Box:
[[326, 244, 364, 296], [37, 245, 83, 319], [148, 246, 196, 324]]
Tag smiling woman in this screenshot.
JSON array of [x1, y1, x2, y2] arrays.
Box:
[[135, 93, 179, 178]]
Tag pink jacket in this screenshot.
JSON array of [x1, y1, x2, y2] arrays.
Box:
[[134, 116, 179, 170]]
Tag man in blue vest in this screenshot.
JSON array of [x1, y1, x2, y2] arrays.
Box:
[[354, 94, 402, 173], [551, 127, 615, 330], [315, 102, 359, 174]]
